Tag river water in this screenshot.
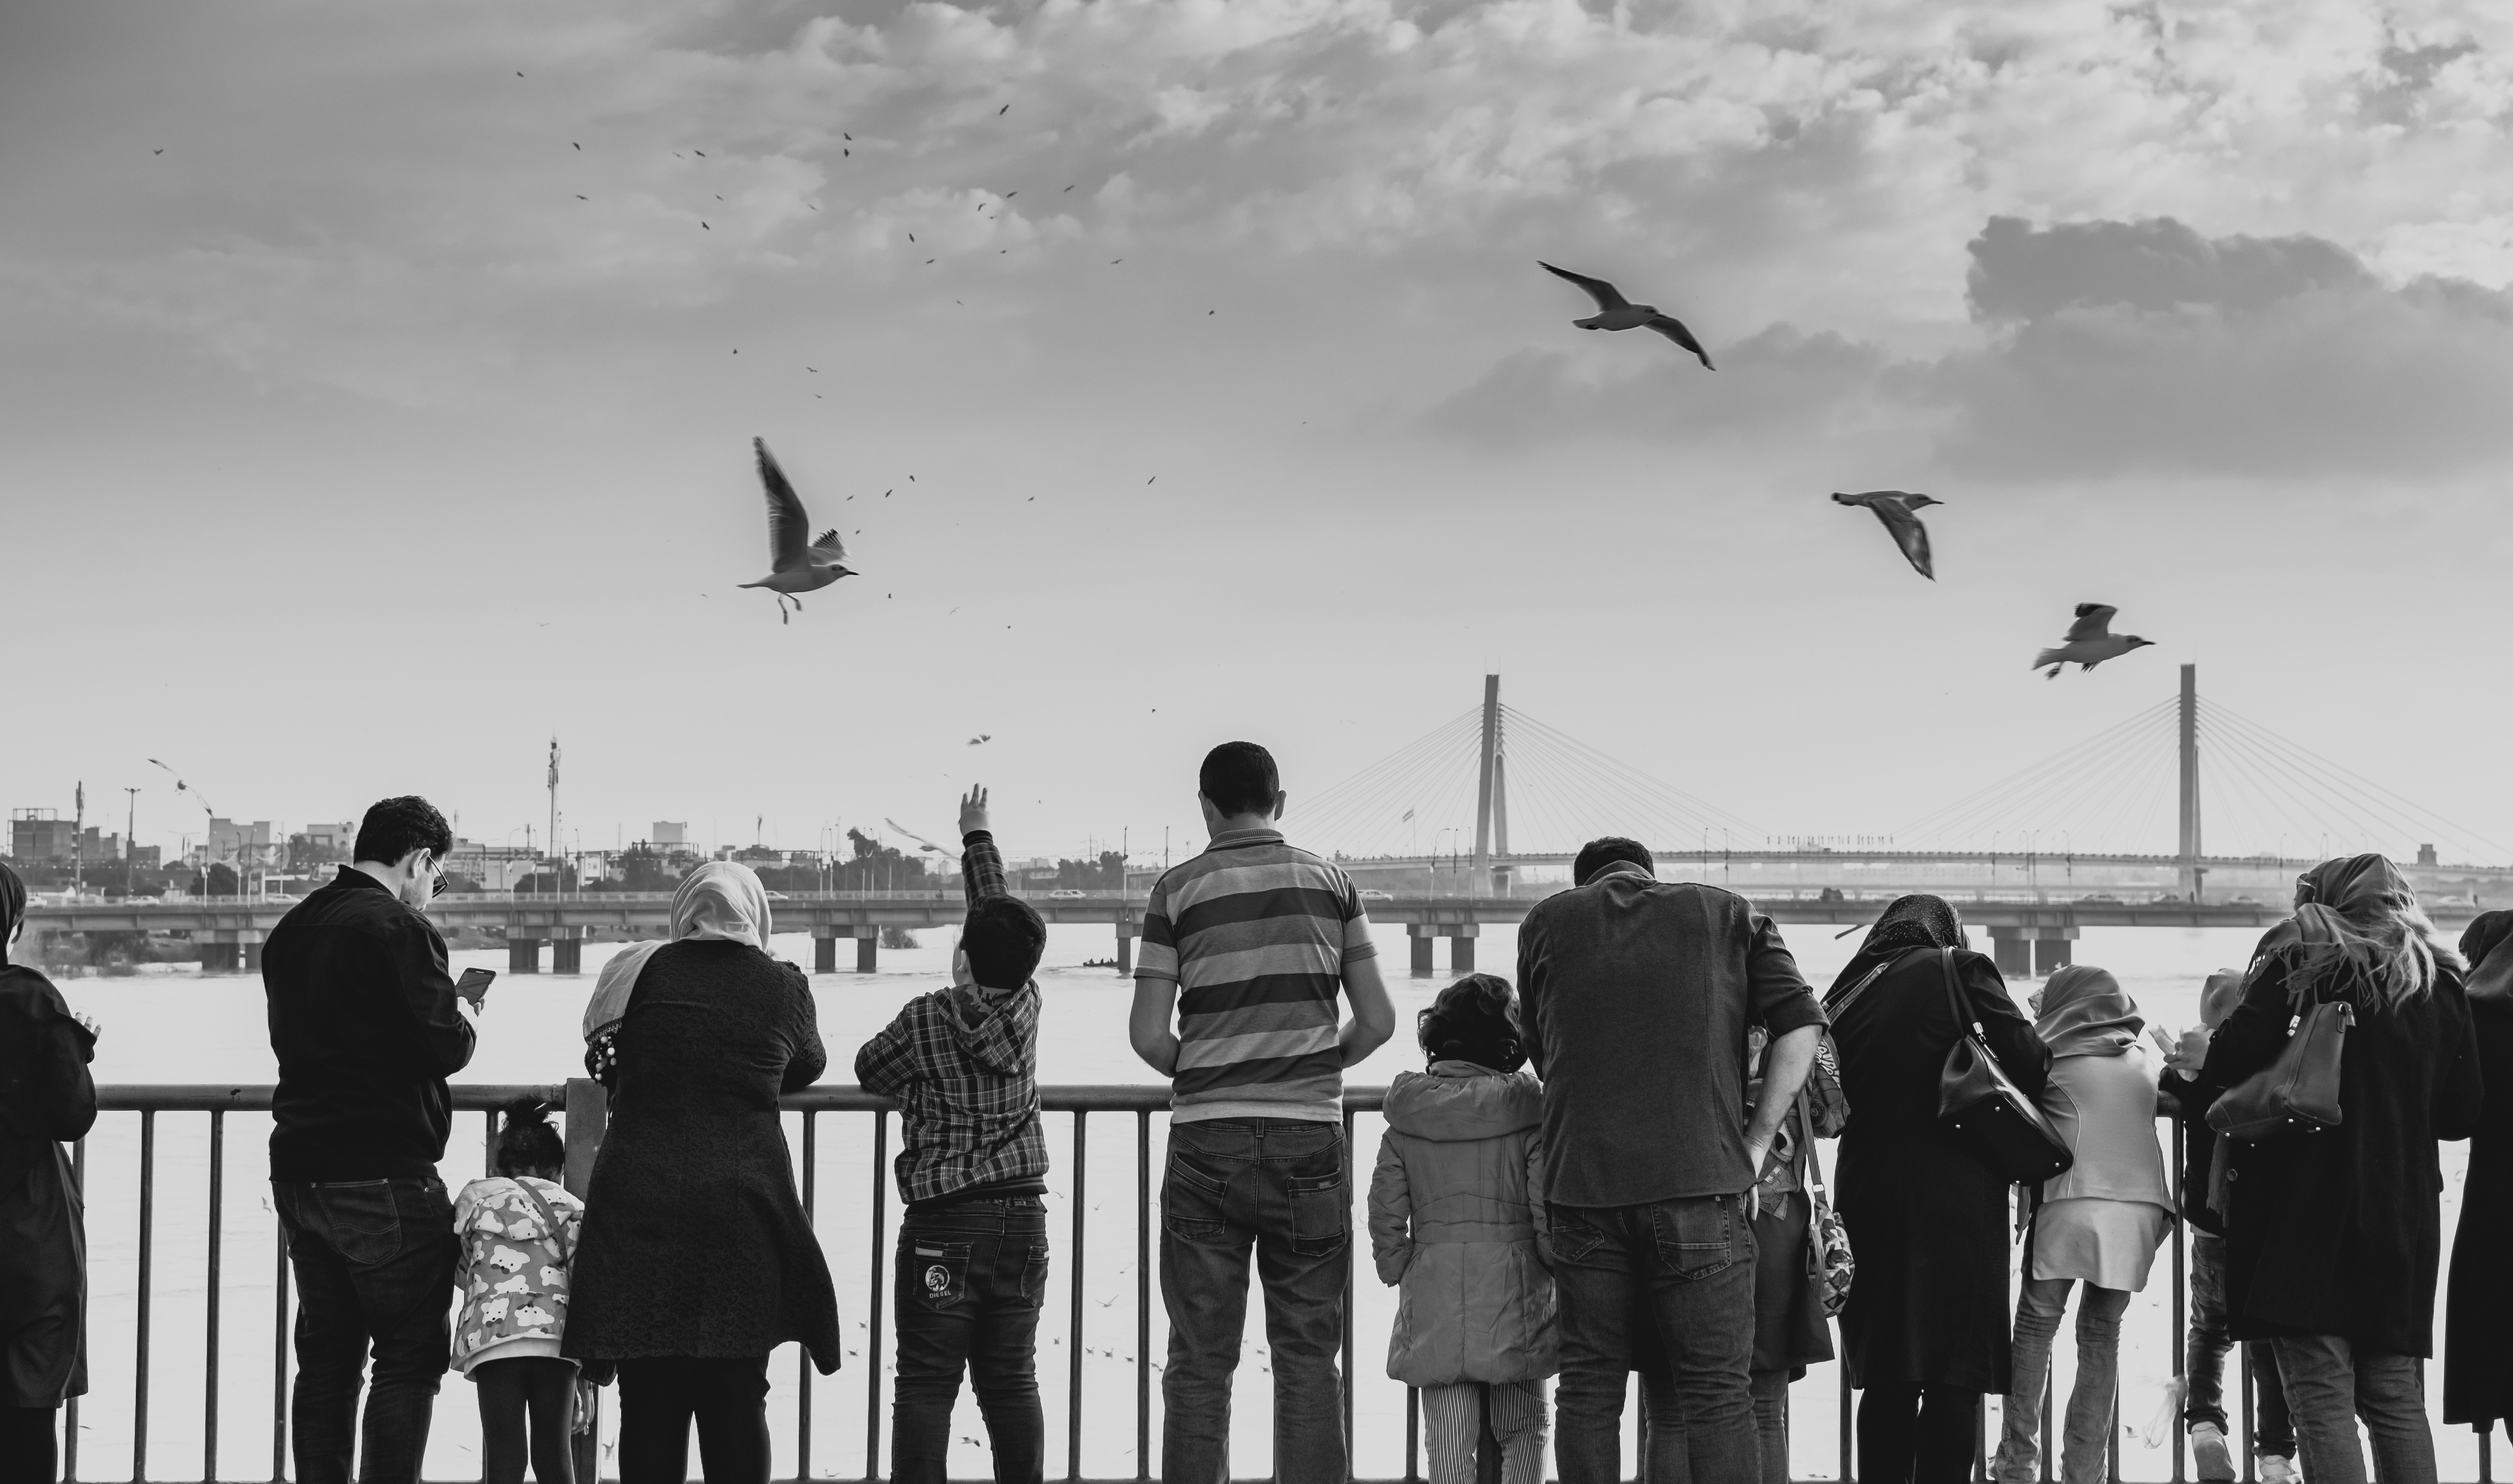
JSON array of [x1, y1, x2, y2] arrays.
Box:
[[48, 922, 2481, 1481]]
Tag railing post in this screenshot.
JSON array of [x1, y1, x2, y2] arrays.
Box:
[[1069, 1111, 1088, 1482], [868, 1110, 888, 1483], [135, 1109, 155, 1484], [206, 1110, 224, 1484], [1138, 1108, 1152, 1484], [799, 1110, 816, 1483]]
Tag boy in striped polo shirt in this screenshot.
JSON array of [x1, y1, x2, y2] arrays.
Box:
[[1129, 741, 1396, 1484]]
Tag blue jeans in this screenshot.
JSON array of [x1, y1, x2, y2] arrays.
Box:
[[271, 1176, 459, 1484], [1548, 1195, 1760, 1484], [2185, 1231, 2294, 1456], [892, 1197, 1048, 1484], [2270, 1337, 2434, 1484], [1159, 1118, 1349, 1484], [1994, 1277, 2130, 1484]]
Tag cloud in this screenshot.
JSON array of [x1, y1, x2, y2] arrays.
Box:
[[1429, 212, 2513, 478]]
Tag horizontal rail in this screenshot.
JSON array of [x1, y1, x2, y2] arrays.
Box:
[[97, 1083, 1388, 1115]]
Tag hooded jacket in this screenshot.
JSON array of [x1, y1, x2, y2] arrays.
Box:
[[854, 829, 1049, 1208], [1367, 1062, 1558, 1387]]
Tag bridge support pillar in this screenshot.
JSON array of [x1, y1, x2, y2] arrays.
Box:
[[814, 934, 839, 974], [2034, 928, 2080, 977], [509, 938, 544, 975], [1409, 926, 1437, 978], [1449, 923, 1481, 973], [1987, 926, 2034, 978], [241, 937, 266, 974], [552, 937, 583, 975], [1114, 927, 1134, 975], [857, 932, 879, 974], [196, 941, 240, 975]]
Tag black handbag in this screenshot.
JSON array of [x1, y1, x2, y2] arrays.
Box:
[[1935, 947, 2074, 1184], [2206, 973, 2351, 1141]]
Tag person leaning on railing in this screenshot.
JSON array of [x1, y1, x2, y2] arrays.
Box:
[[0, 860, 99, 1484], [2185, 855, 2482, 1484]]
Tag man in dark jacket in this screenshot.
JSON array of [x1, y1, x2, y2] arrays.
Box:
[[1517, 837, 1828, 1484], [263, 795, 478, 1484]]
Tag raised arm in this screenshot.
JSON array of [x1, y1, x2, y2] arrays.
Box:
[[959, 785, 1009, 902]]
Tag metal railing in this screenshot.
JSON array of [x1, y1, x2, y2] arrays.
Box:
[[55, 1086, 2500, 1484]]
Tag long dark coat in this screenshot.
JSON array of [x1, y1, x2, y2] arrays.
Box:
[[1829, 946, 2049, 1393], [0, 965, 98, 1408], [2203, 941, 2481, 1354], [563, 940, 841, 1375], [2445, 992, 2513, 1423]]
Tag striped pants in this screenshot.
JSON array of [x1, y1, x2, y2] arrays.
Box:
[[1421, 1380, 1549, 1484]]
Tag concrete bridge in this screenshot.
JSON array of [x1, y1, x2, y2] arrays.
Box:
[[23, 881, 2480, 981]]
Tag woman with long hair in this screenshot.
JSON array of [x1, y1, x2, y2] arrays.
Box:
[[2442, 910, 2513, 1437], [2190, 855, 2482, 1484], [0, 863, 99, 1484], [563, 863, 840, 1484], [1825, 894, 2050, 1484]]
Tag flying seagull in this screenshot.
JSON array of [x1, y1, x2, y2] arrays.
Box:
[[1538, 261, 1713, 369], [1831, 490, 1943, 579], [968, 734, 991, 746], [884, 818, 960, 859], [738, 437, 858, 624], [2033, 604, 2153, 679]]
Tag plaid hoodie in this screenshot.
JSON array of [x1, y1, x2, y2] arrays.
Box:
[[853, 829, 1048, 1208]]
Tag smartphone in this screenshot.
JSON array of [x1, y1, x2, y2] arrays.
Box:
[[454, 968, 496, 1007], [2148, 1024, 2177, 1055]]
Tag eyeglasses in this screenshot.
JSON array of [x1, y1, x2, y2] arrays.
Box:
[[426, 854, 449, 899]]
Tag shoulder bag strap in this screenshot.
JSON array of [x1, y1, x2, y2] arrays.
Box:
[[511, 1176, 572, 1241], [1794, 1084, 1827, 1198], [1939, 946, 1982, 1040]]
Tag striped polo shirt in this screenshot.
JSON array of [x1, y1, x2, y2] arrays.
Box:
[[1135, 827, 1377, 1123]]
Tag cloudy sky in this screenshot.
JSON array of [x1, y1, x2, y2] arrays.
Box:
[[6, 0, 2512, 866]]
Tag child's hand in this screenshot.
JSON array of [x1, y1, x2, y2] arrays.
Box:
[[2164, 1024, 2211, 1074], [958, 784, 991, 838]]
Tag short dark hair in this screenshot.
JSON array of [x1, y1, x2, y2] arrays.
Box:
[[964, 896, 1048, 989], [1417, 973, 1525, 1072], [1573, 836, 1654, 886], [1199, 741, 1280, 818], [495, 1097, 566, 1178], [354, 795, 454, 867]]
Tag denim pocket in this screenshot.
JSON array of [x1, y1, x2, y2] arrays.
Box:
[[1020, 1238, 1050, 1307], [313, 1181, 403, 1267], [1163, 1151, 1231, 1245], [1650, 1194, 1743, 1280], [1543, 1208, 1608, 1266], [903, 1238, 974, 1312], [1285, 1152, 1349, 1258]]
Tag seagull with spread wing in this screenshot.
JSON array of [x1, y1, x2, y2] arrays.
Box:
[[738, 437, 858, 624], [2034, 604, 2154, 679], [1831, 490, 1943, 579], [1538, 261, 1714, 369]]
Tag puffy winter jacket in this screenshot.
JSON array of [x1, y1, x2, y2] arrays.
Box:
[[1367, 1061, 1558, 1386]]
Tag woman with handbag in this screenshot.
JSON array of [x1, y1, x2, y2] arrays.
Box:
[[1824, 895, 2051, 1484], [2441, 911, 2513, 1437], [2189, 855, 2481, 1484], [1992, 965, 2174, 1484], [1742, 1027, 1850, 1484]]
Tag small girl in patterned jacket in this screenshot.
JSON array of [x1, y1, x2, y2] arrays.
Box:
[[454, 1098, 586, 1484]]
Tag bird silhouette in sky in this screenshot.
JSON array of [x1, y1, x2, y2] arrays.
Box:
[[739, 437, 858, 624], [968, 734, 991, 746], [1831, 491, 1943, 579], [1538, 261, 1714, 369], [2034, 604, 2154, 679]]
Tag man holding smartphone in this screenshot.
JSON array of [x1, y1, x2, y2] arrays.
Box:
[[262, 795, 480, 1484]]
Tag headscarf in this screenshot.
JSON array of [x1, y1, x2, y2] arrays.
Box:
[[671, 861, 773, 947], [0, 862, 24, 965], [2032, 964, 2142, 1058], [2460, 909, 2513, 1007], [2275, 853, 2454, 1007], [1825, 893, 1968, 1008], [581, 862, 774, 1048]]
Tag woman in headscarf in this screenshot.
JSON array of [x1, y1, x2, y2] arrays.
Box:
[[563, 863, 840, 1484], [0, 862, 98, 1483], [1992, 966, 2174, 1484], [1824, 894, 2050, 1484], [2188, 856, 2481, 1484], [2443, 909, 2513, 1436]]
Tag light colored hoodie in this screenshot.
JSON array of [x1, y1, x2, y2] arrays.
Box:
[[1367, 1061, 1558, 1386]]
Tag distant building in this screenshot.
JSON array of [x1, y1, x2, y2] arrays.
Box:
[[653, 821, 689, 847], [9, 810, 76, 863], [298, 821, 357, 853], [446, 840, 544, 892]]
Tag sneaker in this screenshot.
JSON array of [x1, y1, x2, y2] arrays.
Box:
[[2258, 1455, 2299, 1484], [2190, 1424, 2235, 1483]]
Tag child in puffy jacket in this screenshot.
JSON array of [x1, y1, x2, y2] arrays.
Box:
[[453, 1099, 586, 1484], [1368, 973, 1557, 1484]]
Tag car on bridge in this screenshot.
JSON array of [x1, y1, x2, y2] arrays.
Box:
[[1360, 889, 1393, 901], [1046, 888, 1087, 899]]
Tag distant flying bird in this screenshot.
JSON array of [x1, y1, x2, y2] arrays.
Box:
[[998, 103, 1010, 115], [153, 148, 164, 155], [968, 734, 991, 746], [884, 819, 959, 859], [738, 437, 858, 624], [2033, 604, 2153, 679], [1831, 490, 1943, 579], [1538, 261, 1713, 369]]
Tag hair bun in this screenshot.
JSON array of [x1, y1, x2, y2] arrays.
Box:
[[501, 1096, 552, 1125]]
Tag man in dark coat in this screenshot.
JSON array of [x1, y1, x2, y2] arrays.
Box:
[[0, 862, 99, 1480], [263, 796, 479, 1484], [1517, 836, 1827, 1484]]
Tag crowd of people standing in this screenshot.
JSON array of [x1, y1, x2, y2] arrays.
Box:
[[3, 757, 2513, 1484]]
